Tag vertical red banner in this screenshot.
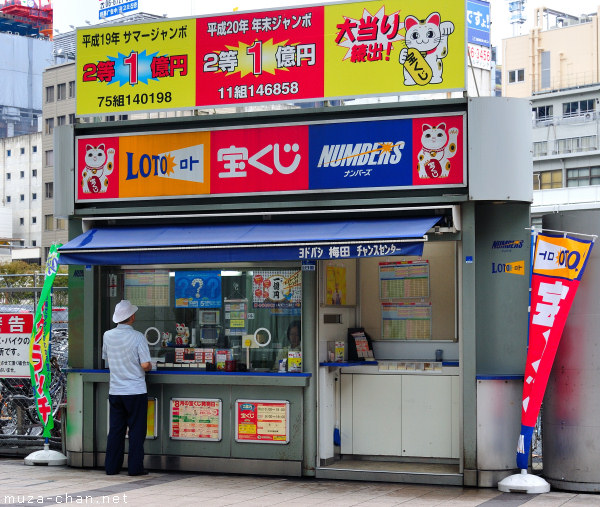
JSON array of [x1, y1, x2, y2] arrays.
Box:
[[516, 232, 594, 469]]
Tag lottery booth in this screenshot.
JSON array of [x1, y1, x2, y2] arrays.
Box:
[[58, 0, 531, 486], [56, 96, 533, 486]]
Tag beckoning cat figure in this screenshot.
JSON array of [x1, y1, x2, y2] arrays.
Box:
[[81, 144, 115, 194], [417, 123, 459, 179], [399, 12, 455, 86]]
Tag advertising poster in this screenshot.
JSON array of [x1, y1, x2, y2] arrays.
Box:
[[0, 313, 34, 378], [326, 265, 346, 305], [170, 398, 222, 441], [235, 399, 289, 443], [75, 113, 465, 203], [124, 269, 170, 306], [76, 19, 197, 115], [516, 232, 594, 469], [252, 270, 302, 309], [76, 0, 466, 115], [175, 271, 222, 308]]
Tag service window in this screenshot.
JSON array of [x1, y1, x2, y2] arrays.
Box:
[[100, 266, 303, 373]]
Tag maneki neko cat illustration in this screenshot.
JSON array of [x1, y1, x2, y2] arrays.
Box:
[[399, 12, 455, 86], [417, 123, 459, 179], [81, 143, 115, 194]]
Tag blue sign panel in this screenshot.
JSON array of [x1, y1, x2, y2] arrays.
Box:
[[174, 271, 222, 308], [308, 119, 413, 190], [99, 0, 139, 20], [467, 0, 491, 46]]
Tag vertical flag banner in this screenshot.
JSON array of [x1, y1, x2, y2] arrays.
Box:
[[516, 232, 594, 469], [29, 244, 61, 438]]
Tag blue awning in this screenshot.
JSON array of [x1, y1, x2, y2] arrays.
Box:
[[57, 216, 441, 265]]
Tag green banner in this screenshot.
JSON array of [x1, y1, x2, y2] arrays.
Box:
[[29, 244, 61, 438]]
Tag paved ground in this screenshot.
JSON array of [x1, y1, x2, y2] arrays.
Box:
[[0, 458, 598, 506]]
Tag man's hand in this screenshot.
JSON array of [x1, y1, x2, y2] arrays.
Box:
[[141, 361, 152, 372]]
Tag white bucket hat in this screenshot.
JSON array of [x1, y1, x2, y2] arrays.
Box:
[[112, 300, 138, 323]]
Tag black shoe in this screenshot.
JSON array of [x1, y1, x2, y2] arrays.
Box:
[[128, 470, 148, 476]]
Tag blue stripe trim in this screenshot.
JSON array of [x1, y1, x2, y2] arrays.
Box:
[[66, 368, 311, 377], [476, 374, 524, 380]]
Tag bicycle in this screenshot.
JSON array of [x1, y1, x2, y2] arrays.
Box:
[[0, 357, 65, 436]]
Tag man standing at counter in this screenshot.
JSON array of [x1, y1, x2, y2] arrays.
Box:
[[102, 300, 152, 476]]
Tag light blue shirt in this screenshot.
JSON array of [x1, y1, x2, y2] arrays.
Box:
[[102, 324, 151, 395]]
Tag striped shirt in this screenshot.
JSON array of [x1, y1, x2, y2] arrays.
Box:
[[102, 324, 151, 395]]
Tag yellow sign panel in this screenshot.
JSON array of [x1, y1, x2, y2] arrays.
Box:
[[533, 235, 594, 281], [76, 19, 196, 115], [324, 0, 465, 97]]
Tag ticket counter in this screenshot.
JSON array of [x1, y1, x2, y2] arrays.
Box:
[[58, 98, 532, 485]]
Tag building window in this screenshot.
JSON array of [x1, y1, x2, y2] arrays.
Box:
[[20, 147, 25, 155], [119, 114, 129, 121], [20, 171, 24, 178], [32, 240, 36, 246], [45, 182, 54, 198], [567, 167, 600, 187], [57, 83, 66, 100], [6, 173, 10, 180], [541, 51, 551, 89], [69, 80, 75, 98], [57, 115, 66, 126], [32, 145, 37, 153], [533, 141, 548, 157], [69, 113, 76, 124], [32, 217, 37, 224], [6, 196, 10, 203], [45, 150, 54, 167], [20, 194, 25, 201], [32, 169, 37, 177], [6, 149, 10, 157], [533, 170, 562, 190], [44, 214, 54, 231], [563, 100, 595, 118], [45, 117, 54, 135], [56, 218, 67, 230], [32, 192, 37, 200], [45, 86, 54, 103], [508, 69, 525, 83], [105, 115, 115, 122], [19, 217, 24, 226]]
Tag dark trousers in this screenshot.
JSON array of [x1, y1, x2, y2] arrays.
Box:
[[106, 393, 147, 475]]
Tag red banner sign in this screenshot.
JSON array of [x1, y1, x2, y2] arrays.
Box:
[[516, 231, 594, 469]]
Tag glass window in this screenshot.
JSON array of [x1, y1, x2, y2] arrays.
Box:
[[6, 173, 10, 180], [69, 113, 76, 124], [20, 147, 25, 155], [32, 240, 36, 246], [44, 214, 54, 231], [6, 196, 10, 203], [533, 105, 553, 121], [57, 83, 66, 100], [6, 149, 10, 157], [45, 150, 54, 167], [102, 267, 303, 373], [57, 115, 66, 126], [69, 80, 75, 98], [32, 169, 37, 177], [45, 86, 54, 103], [56, 218, 67, 230], [534, 170, 562, 189], [45, 118, 54, 135], [567, 166, 600, 187], [541, 51, 550, 89], [533, 141, 548, 156], [20, 171, 24, 178], [19, 217, 24, 226], [32, 145, 37, 153], [32, 216, 37, 224], [20, 194, 24, 201], [508, 69, 524, 83], [32, 192, 37, 200], [45, 182, 54, 198]]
